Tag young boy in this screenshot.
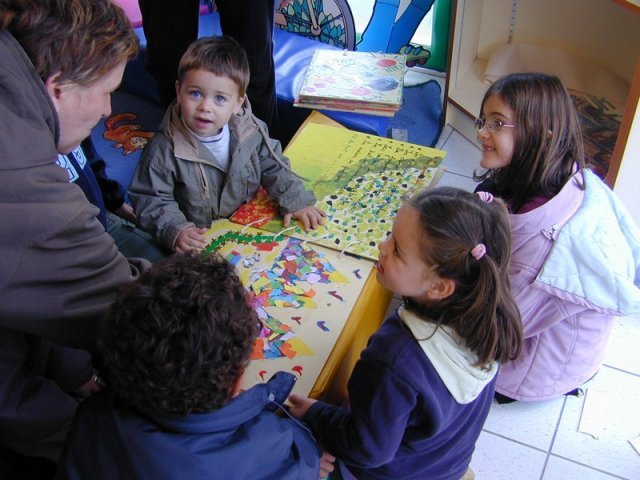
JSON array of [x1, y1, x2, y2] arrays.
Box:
[[129, 36, 325, 253], [57, 253, 324, 479]]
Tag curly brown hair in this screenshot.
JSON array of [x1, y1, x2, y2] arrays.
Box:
[[100, 253, 258, 415], [0, 0, 139, 85]]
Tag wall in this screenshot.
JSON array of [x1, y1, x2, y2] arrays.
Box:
[[613, 98, 640, 228], [476, 0, 640, 80], [448, 0, 640, 117]]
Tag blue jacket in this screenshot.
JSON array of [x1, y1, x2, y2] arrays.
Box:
[[304, 313, 494, 480], [58, 372, 320, 479], [56, 138, 127, 229]]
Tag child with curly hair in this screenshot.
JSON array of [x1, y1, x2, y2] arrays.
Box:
[[58, 253, 328, 479]]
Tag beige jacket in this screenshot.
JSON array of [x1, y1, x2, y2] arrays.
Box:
[[129, 99, 315, 249]]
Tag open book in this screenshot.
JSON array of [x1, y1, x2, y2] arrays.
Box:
[[229, 123, 446, 261]]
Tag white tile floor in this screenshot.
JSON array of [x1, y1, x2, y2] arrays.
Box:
[[430, 126, 640, 480]]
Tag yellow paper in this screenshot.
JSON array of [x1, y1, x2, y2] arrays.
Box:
[[203, 220, 374, 395], [258, 123, 446, 260]]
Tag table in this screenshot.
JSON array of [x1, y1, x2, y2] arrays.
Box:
[[205, 111, 393, 404], [285, 111, 393, 403]]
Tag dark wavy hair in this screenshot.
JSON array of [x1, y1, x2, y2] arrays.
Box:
[[0, 0, 139, 85], [474, 73, 585, 212], [100, 253, 258, 415], [178, 35, 250, 96], [404, 187, 522, 365]]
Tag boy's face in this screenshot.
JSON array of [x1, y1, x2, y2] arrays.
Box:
[[176, 68, 245, 137]]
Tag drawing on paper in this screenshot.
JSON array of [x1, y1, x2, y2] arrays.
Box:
[[229, 123, 445, 260], [202, 220, 371, 395]]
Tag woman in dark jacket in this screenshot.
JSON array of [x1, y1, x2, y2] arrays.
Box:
[[0, 0, 145, 467]]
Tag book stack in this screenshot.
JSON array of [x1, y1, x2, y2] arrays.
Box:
[[294, 49, 406, 117]]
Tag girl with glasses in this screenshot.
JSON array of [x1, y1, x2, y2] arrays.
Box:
[[474, 72, 640, 403]]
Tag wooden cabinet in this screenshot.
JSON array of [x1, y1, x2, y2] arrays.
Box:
[[446, 0, 640, 188]]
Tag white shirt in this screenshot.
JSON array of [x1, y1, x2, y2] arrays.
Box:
[[195, 124, 230, 171]]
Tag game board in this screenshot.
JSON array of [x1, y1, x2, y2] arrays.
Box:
[[230, 123, 446, 260], [203, 220, 373, 395]]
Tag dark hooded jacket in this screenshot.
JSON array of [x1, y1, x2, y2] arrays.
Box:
[[58, 372, 321, 479]]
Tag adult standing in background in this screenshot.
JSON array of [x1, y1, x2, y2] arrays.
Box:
[[137, 0, 200, 107], [138, 0, 279, 137], [217, 0, 278, 135], [0, 0, 146, 471]]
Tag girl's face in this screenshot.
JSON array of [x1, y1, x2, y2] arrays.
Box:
[[376, 205, 442, 303], [477, 94, 516, 170]]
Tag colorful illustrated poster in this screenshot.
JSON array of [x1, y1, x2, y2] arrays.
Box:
[[298, 50, 406, 111], [203, 220, 373, 396], [231, 123, 445, 260]]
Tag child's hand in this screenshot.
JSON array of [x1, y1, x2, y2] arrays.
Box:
[[288, 393, 317, 419], [75, 370, 106, 398], [114, 202, 138, 224], [284, 206, 327, 231], [175, 227, 208, 253], [319, 451, 336, 479]]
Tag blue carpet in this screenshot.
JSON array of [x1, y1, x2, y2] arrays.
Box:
[[390, 79, 443, 148], [90, 90, 164, 191]]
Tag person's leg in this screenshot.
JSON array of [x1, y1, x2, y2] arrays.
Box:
[[357, 0, 400, 52], [107, 213, 169, 263], [138, 0, 200, 107], [387, 0, 436, 54], [216, 0, 279, 137]]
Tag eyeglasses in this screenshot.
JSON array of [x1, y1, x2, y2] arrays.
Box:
[[474, 118, 516, 133]]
